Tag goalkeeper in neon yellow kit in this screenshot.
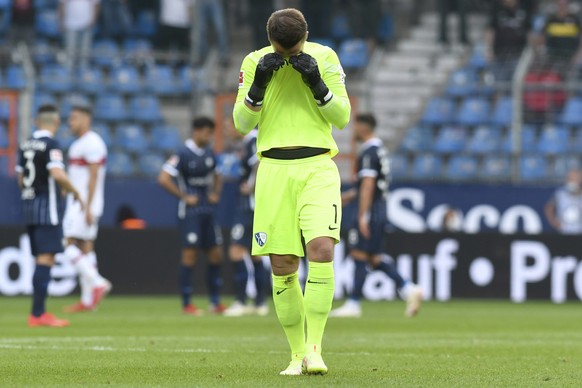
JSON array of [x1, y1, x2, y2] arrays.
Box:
[[233, 8, 351, 376]]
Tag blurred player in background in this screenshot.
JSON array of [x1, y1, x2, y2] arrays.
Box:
[[330, 113, 423, 318], [61, 105, 112, 313], [223, 122, 268, 317], [158, 117, 225, 315], [17, 104, 83, 327], [233, 8, 350, 375], [544, 168, 582, 233]]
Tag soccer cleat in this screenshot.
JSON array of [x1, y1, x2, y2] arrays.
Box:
[[254, 304, 269, 317], [302, 350, 328, 375], [329, 300, 362, 318], [223, 302, 250, 317], [183, 304, 203, 316], [92, 280, 112, 308], [279, 359, 303, 376], [211, 303, 227, 314], [405, 285, 423, 318], [62, 302, 94, 313], [28, 313, 70, 328]]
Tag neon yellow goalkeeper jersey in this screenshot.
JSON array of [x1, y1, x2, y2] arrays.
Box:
[[233, 41, 351, 158]]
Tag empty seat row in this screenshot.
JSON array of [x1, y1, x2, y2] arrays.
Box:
[[392, 153, 582, 182], [37, 64, 193, 96], [421, 96, 512, 127]]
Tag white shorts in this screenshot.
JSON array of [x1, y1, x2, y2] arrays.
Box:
[[63, 203, 99, 241]]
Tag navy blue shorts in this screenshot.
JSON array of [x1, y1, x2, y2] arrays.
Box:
[[347, 218, 386, 255], [178, 213, 222, 249], [27, 225, 64, 256], [230, 221, 253, 249]]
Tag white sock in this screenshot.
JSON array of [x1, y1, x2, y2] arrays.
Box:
[[66, 246, 105, 288], [80, 274, 93, 306], [399, 281, 415, 300]]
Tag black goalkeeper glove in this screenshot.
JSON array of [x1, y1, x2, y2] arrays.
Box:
[[289, 53, 333, 106], [246, 53, 285, 107]]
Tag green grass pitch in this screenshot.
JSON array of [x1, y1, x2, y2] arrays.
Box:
[[1, 296, 581, 387]]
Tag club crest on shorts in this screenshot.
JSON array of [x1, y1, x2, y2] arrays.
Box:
[[254, 232, 267, 247]]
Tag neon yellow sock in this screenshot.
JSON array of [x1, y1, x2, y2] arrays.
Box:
[[272, 272, 305, 360], [304, 261, 335, 354]]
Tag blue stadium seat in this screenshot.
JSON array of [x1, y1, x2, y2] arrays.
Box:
[[135, 11, 157, 38], [467, 47, 488, 70], [36, 10, 60, 38], [0, 155, 8, 175], [520, 154, 547, 181], [151, 125, 182, 152], [455, 97, 491, 126], [55, 125, 75, 149], [445, 68, 477, 98], [32, 39, 56, 65], [145, 65, 176, 96], [570, 127, 582, 152], [330, 12, 351, 41], [110, 65, 142, 94], [116, 124, 149, 152], [411, 154, 443, 179], [500, 125, 538, 153], [311, 38, 336, 51], [94, 94, 128, 122], [0, 123, 8, 148], [76, 67, 104, 95], [433, 126, 467, 154], [33, 92, 57, 112], [466, 126, 501, 154], [491, 96, 513, 127], [123, 39, 153, 62], [92, 40, 120, 68], [60, 94, 90, 118], [338, 39, 369, 70], [0, 99, 10, 120], [480, 155, 511, 180], [138, 152, 166, 178], [92, 122, 113, 148], [107, 151, 134, 177], [35, 0, 58, 8], [446, 154, 478, 181], [399, 126, 433, 153], [130, 96, 163, 123], [6, 65, 27, 90], [178, 66, 193, 94], [537, 125, 569, 155], [559, 97, 582, 126], [377, 14, 394, 43], [421, 97, 455, 126], [39, 65, 73, 93], [390, 153, 408, 179], [553, 154, 581, 180]]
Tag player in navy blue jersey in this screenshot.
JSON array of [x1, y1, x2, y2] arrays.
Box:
[[330, 113, 423, 318], [16, 104, 84, 327], [158, 117, 225, 315], [223, 124, 268, 317]]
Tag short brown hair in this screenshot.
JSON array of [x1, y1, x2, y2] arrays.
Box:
[[267, 8, 308, 49]]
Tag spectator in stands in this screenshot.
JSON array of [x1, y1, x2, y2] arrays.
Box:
[[59, 0, 100, 69], [10, 0, 35, 44], [544, 169, 582, 234], [193, 0, 230, 66], [157, 0, 193, 57], [347, 0, 382, 49], [100, 0, 132, 42], [442, 206, 462, 232], [301, 0, 333, 41], [486, 0, 533, 82], [438, 0, 470, 49], [250, 0, 275, 50], [537, 0, 582, 71]]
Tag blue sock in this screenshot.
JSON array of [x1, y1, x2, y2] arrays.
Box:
[[233, 261, 248, 304], [253, 259, 266, 306], [375, 261, 406, 289], [179, 265, 193, 308], [350, 260, 367, 302], [31, 264, 51, 317], [206, 264, 222, 306]]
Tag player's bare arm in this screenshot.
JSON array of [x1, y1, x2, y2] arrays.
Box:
[[50, 167, 84, 211], [158, 170, 198, 205], [85, 162, 100, 226], [341, 188, 357, 206], [208, 172, 222, 205], [358, 177, 375, 239]]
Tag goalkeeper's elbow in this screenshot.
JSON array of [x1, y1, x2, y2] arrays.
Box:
[[233, 103, 259, 135]]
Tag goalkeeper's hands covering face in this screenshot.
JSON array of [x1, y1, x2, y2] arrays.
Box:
[[246, 53, 286, 107], [289, 53, 333, 106]]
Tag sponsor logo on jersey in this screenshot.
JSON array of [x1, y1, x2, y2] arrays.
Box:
[[254, 232, 267, 247], [50, 149, 63, 162], [239, 71, 244, 88]]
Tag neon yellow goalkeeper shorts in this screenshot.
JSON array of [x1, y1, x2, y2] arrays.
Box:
[[252, 153, 342, 257]]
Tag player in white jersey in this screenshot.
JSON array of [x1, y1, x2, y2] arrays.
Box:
[[61, 105, 112, 313]]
